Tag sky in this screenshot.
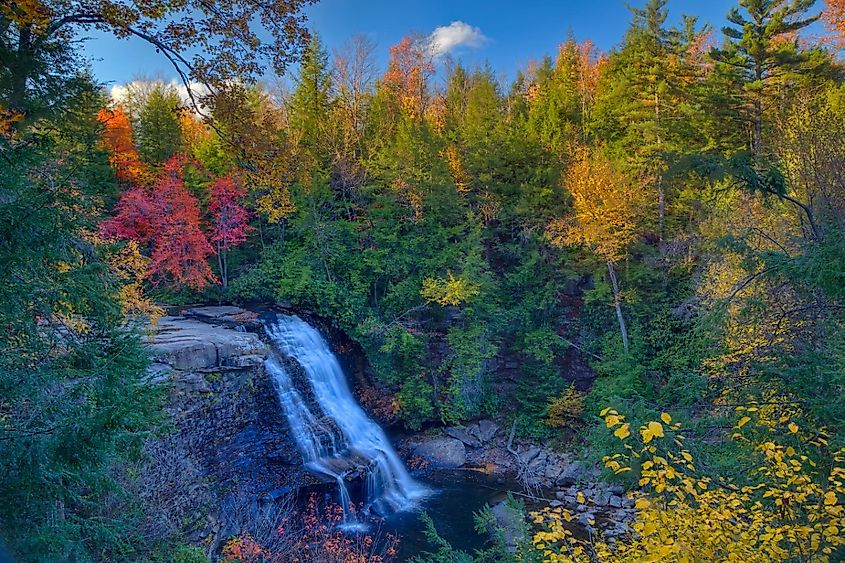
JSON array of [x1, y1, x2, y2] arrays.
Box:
[[80, 0, 780, 91]]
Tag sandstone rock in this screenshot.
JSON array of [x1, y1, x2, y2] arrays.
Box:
[[413, 437, 466, 468], [148, 316, 267, 370]]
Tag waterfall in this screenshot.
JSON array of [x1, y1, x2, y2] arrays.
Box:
[[264, 314, 427, 521]]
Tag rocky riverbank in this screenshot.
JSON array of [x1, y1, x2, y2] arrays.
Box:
[[401, 419, 636, 540]]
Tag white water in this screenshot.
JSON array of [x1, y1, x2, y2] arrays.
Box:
[[264, 314, 427, 521]]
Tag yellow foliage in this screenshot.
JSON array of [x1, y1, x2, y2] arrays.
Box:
[[255, 184, 296, 224], [530, 409, 845, 562], [545, 386, 585, 428], [420, 271, 480, 307], [444, 144, 471, 194], [547, 147, 647, 263], [108, 240, 163, 321]]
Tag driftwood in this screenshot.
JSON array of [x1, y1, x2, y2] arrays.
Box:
[[506, 420, 544, 498]]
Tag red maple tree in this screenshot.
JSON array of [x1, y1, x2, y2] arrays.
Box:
[[102, 156, 219, 290], [208, 174, 252, 287], [149, 157, 218, 290], [100, 187, 159, 243]]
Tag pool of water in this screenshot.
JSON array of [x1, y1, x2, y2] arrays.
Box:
[[380, 470, 517, 561]]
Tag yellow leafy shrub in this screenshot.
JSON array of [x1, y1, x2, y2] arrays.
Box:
[[420, 271, 480, 306], [545, 386, 585, 429], [531, 408, 845, 562]]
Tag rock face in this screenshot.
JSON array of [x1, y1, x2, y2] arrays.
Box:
[[149, 315, 266, 371], [138, 308, 306, 552], [412, 437, 467, 468]]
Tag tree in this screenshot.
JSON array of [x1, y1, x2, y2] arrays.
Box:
[[102, 157, 218, 290], [136, 83, 183, 165], [1, 0, 313, 116], [148, 158, 218, 290], [711, 0, 819, 158], [382, 35, 435, 121], [288, 34, 333, 171], [209, 174, 252, 287], [332, 34, 378, 158], [547, 148, 647, 354], [822, 0, 845, 45], [99, 186, 159, 242], [97, 105, 149, 185], [0, 70, 161, 561], [531, 409, 845, 561]]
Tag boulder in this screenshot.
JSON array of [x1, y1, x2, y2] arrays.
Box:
[[555, 460, 586, 487], [476, 420, 500, 443], [413, 437, 466, 468], [490, 501, 526, 553], [444, 426, 482, 448]]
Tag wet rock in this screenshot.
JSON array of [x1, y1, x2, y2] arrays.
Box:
[[413, 437, 466, 468]]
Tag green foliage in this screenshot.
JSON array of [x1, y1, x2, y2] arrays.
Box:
[[136, 83, 183, 165], [0, 66, 161, 560]]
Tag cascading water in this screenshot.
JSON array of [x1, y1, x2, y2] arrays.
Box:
[[264, 314, 427, 524]]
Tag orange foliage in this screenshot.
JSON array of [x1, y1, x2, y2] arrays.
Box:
[[97, 107, 149, 186], [823, 0, 845, 47], [383, 36, 434, 120]]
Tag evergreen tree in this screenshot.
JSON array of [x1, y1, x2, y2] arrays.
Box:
[[288, 34, 333, 170], [711, 0, 819, 157], [136, 83, 183, 165]]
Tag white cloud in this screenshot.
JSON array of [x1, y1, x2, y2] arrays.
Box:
[[428, 21, 488, 57], [109, 79, 211, 113]]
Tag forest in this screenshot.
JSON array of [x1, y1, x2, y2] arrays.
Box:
[[2, 0, 845, 561]]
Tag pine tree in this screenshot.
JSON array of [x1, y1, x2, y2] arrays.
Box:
[[711, 0, 818, 158], [288, 34, 333, 170], [136, 83, 184, 165]]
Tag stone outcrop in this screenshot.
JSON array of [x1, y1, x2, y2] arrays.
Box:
[[137, 308, 306, 553], [412, 437, 467, 468], [148, 315, 266, 371]]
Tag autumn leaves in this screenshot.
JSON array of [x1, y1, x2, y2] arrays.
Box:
[[99, 110, 252, 294]]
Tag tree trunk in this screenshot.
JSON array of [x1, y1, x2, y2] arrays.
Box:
[[217, 243, 227, 288], [655, 91, 664, 252], [607, 260, 630, 355], [9, 26, 33, 112]]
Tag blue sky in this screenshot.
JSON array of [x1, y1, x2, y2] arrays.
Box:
[[81, 0, 798, 89]]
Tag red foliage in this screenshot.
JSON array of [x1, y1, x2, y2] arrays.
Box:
[[148, 157, 218, 290], [97, 106, 149, 185], [209, 174, 253, 251], [101, 156, 218, 290], [221, 494, 399, 563], [99, 187, 159, 243]]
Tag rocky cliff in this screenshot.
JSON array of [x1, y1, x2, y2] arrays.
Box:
[[137, 307, 307, 553]]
